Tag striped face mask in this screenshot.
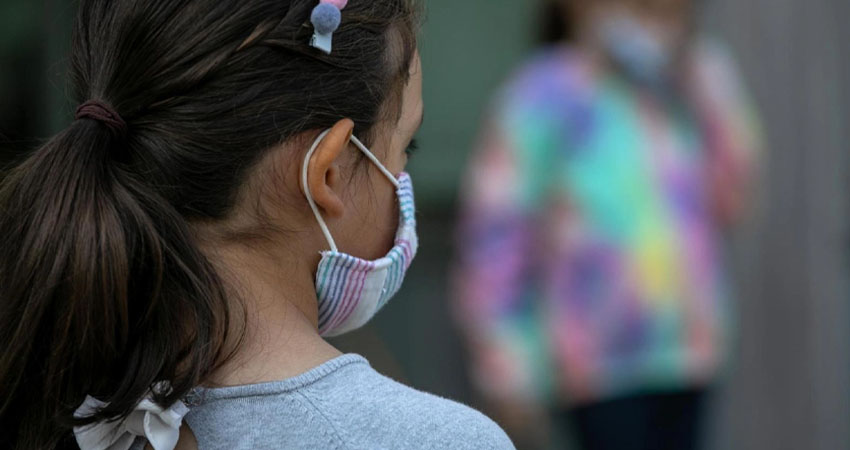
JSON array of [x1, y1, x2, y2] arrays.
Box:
[[301, 129, 418, 337]]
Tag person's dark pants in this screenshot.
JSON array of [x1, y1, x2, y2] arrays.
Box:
[[553, 389, 709, 450]]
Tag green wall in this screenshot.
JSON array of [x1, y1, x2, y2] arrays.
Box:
[[411, 0, 535, 207]]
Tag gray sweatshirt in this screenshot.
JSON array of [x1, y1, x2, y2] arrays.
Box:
[[177, 354, 515, 449]]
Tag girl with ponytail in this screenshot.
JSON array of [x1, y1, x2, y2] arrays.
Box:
[[0, 1, 513, 449]]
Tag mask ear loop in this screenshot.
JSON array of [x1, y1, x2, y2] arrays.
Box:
[[301, 129, 401, 253], [350, 135, 401, 189]]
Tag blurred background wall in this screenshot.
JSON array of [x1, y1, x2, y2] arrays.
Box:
[[705, 1, 850, 449], [1, 0, 847, 449]]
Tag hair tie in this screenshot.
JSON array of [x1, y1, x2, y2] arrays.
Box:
[[74, 393, 189, 450], [309, 0, 348, 54], [75, 100, 127, 138]]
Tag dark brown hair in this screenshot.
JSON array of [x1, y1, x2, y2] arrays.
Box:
[[539, 0, 574, 44], [0, 0, 419, 448]]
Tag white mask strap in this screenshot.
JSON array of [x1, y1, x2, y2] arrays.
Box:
[[301, 129, 400, 253], [349, 135, 401, 189]]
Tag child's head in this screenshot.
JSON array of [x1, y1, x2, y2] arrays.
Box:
[[546, 0, 697, 48], [577, 0, 695, 48], [543, 0, 698, 83], [0, 0, 421, 446]]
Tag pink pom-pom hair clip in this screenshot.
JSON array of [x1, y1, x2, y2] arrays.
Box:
[[309, 0, 348, 54]]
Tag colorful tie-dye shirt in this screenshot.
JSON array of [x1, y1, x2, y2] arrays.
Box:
[[452, 39, 761, 406]]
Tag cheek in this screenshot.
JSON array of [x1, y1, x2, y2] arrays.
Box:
[[347, 171, 399, 260], [374, 176, 400, 253], [386, 145, 408, 176]]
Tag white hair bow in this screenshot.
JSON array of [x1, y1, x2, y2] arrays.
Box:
[[73, 395, 189, 450]]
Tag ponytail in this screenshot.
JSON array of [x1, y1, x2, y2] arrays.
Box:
[[0, 118, 235, 448]]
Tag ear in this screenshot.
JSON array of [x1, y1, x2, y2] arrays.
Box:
[[302, 119, 355, 219]]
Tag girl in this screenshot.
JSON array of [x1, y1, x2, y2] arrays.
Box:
[[0, 0, 514, 449]]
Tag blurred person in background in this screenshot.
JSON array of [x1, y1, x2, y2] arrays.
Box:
[[452, 0, 762, 449]]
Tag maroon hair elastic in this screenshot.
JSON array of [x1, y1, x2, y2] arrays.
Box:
[[75, 100, 127, 138]]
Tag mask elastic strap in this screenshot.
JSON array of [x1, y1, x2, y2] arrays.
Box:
[[349, 135, 401, 189], [301, 129, 400, 253]]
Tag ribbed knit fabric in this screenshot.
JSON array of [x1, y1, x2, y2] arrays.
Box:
[[132, 354, 514, 449]]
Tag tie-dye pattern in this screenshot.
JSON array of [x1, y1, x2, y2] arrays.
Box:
[[317, 172, 418, 336], [453, 40, 761, 405]]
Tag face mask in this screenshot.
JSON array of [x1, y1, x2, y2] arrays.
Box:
[[597, 13, 674, 85], [301, 129, 418, 337]]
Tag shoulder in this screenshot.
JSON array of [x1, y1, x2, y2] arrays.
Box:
[[485, 45, 595, 157], [184, 355, 515, 449], [302, 359, 515, 449], [496, 45, 591, 115], [691, 35, 739, 71], [688, 35, 750, 100]]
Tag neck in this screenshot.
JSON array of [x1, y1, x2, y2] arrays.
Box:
[[201, 240, 342, 387]]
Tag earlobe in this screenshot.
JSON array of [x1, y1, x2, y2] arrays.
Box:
[[303, 119, 355, 219]]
